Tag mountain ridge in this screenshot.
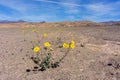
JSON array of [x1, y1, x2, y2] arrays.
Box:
[[0, 20, 26, 23]]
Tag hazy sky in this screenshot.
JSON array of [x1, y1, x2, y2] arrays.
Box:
[[0, 0, 120, 22]]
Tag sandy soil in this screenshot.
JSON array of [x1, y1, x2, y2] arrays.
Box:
[[0, 25, 120, 80]]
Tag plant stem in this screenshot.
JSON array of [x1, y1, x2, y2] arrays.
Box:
[[58, 49, 70, 63]]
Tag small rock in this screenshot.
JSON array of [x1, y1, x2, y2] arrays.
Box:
[[11, 53, 14, 55], [22, 58, 24, 60], [20, 49, 23, 52], [81, 44, 84, 47], [26, 69, 31, 72], [34, 66, 39, 69], [26, 55, 28, 57], [80, 69, 84, 72], [113, 53, 118, 56], [30, 57, 34, 59], [110, 73, 114, 75], [107, 63, 112, 66], [90, 60, 95, 62]]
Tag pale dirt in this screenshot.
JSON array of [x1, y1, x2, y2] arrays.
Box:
[[0, 25, 120, 80]]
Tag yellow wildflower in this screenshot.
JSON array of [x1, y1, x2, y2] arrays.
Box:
[[63, 43, 69, 48], [43, 33, 47, 38], [71, 40, 75, 44], [70, 43, 75, 49], [44, 42, 51, 47], [33, 46, 40, 53], [69, 40, 75, 49], [50, 48, 54, 51]]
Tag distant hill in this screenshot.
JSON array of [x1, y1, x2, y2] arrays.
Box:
[[100, 21, 120, 26], [0, 20, 26, 24], [0, 20, 120, 28], [100, 21, 120, 24]]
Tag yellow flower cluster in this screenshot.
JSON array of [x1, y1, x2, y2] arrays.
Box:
[[62, 40, 75, 49], [63, 43, 69, 48], [32, 32, 75, 54]]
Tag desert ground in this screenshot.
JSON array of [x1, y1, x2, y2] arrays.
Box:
[[0, 23, 120, 80]]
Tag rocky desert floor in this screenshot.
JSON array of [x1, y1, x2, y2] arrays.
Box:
[[0, 25, 120, 80]]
